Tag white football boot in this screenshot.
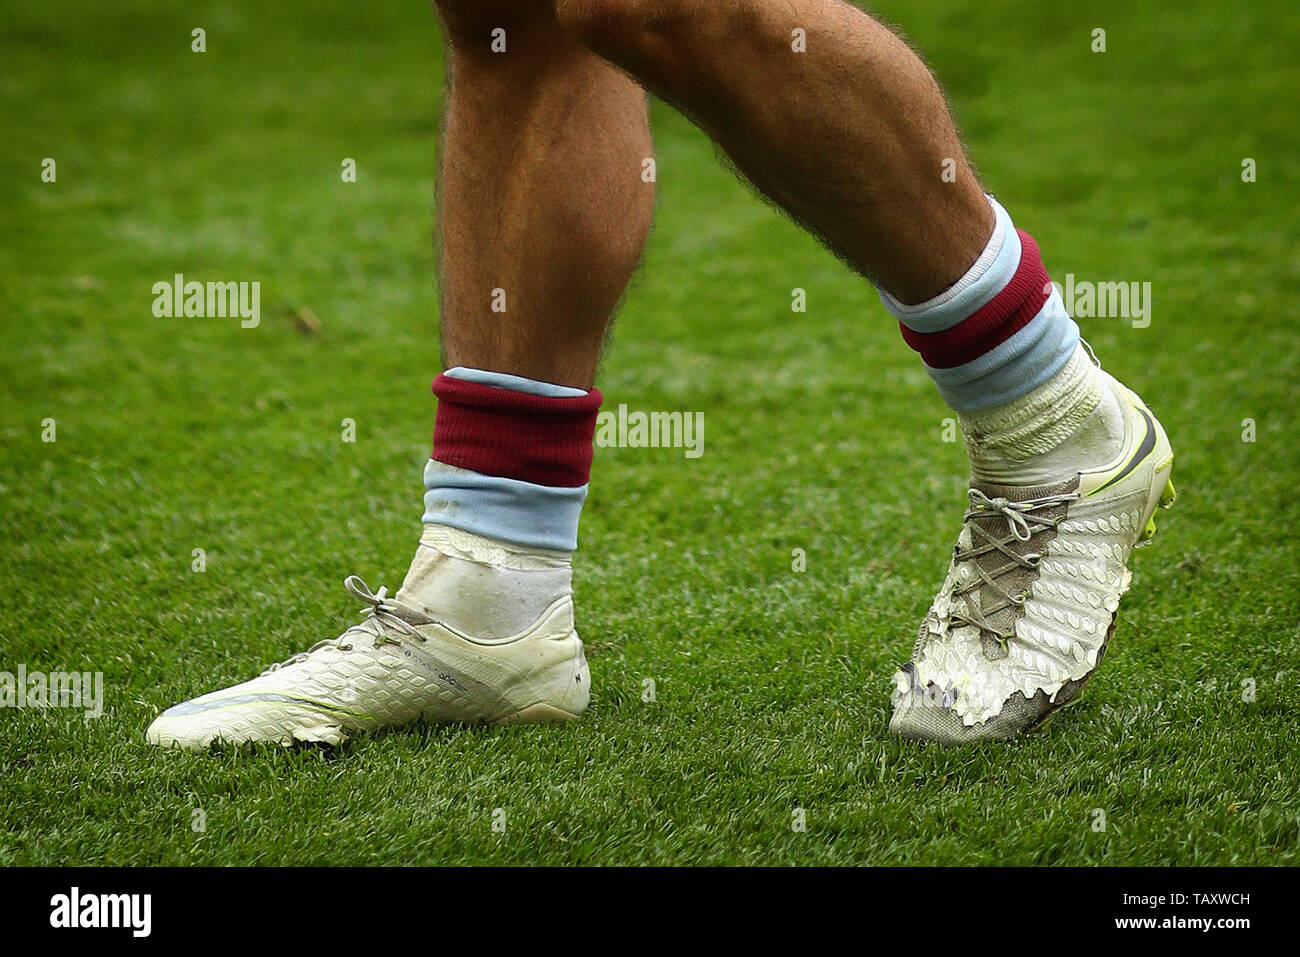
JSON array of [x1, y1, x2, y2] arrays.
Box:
[[147, 531, 590, 750], [889, 372, 1174, 743]]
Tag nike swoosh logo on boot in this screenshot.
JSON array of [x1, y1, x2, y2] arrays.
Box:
[[1089, 406, 1155, 495]]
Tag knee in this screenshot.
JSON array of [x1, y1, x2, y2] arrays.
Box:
[[556, 0, 740, 75], [554, 0, 652, 41], [434, 0, 558, 50]]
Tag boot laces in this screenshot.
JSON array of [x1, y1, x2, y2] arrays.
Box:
[[947, 488, 1078, 647], [261, 575, 428, 675]]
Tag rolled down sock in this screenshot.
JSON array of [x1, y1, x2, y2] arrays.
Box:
[[881, 196, 1080, 412], [422, 367, 601, 551]]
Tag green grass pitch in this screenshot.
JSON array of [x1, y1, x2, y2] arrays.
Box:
[[1, 0, 1297, 865]]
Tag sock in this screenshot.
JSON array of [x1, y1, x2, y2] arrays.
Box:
[[882, 195, 1080, 411], [396, 367, 601, 633], [397, 523, 574, 638], [881, 195, 1122, 483], [958, 344, 1124, 485], [421, 366, 601, 551]]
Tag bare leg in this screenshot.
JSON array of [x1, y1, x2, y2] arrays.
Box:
[[555, 0, 992, 303], [435, 0, 654, 388], [545, 0, 1177, 747], [144, 3, 659, 751]]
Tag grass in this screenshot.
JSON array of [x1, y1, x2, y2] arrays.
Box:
[[1, 0, 1298, 866]]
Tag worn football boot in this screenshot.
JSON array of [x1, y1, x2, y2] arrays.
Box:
[[889, 374, 1174, 743], [147, 570, 590, 750]]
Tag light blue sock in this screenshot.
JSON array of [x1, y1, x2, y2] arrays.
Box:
[[422, 368, 590, 551]]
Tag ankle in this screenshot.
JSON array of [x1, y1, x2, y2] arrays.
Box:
[[396, 525, 573, 639], [959, 345, 1125, 486]]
